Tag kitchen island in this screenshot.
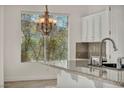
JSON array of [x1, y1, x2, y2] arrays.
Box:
[[39, 60, 124, 88]]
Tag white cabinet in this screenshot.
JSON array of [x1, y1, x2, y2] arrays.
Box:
[[87, 16, 94, 42], [81, 9, 111, 62], [101, 11, 110, 39], [82, 6, 124, 63], [82, 10, 109, 42], [82, 18, 88, 42], [94, 15, 101, 41]]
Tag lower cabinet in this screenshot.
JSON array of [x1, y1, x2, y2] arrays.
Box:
[[56, 70, 121, 88]]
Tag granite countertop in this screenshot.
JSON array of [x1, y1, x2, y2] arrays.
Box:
[[39, 60, 124, 87]]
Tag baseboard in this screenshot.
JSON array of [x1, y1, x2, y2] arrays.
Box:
[[4, 74, 57, 82]]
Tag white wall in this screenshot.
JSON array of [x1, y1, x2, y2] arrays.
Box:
[[0, 6, 4, 87], [116, 6, 124, 57], [4, 5, 88, 81], [110, 6, 124, 62]]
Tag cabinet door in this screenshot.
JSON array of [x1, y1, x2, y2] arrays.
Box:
[[82, 16, 94, 42], [82, 18, 88, 42], [82, 10, 109, 42], [101, 11, 110, 40], [94, 15, 101, 42], [87, 16, 94, 42]]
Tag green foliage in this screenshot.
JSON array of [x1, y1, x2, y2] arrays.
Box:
[[47, 30, 68, 61]]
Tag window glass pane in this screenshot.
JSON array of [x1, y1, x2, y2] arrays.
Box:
[[21, 11, 68, 62]]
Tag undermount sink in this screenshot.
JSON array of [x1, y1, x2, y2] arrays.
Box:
[[103, 63, 124, 69]]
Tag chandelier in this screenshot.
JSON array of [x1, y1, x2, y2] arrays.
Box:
[[36, 5, 57, 36]]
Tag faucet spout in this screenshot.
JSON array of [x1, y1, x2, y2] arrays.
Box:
[[99, 38, 118, 66]]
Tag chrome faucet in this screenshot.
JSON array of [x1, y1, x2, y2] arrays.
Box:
[[99, 38, 118, 66]]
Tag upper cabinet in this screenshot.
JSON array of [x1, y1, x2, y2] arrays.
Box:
[[81, 8, 112, 62], [81, 6, 124, 63], [81, 9, 110, 42]]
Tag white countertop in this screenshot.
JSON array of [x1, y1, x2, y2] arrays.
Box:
[[38, 60, 124, 87]]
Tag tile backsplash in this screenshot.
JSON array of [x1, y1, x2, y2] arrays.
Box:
[[76, 42, 106, 59]]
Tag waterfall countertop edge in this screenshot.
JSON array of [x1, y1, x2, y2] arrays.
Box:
[[35, 60, 124, 87]]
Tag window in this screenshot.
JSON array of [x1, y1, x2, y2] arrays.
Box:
[[21, 11, 68, 62]]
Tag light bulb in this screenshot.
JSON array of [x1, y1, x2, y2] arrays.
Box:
[[49, 18, 53, 23], [53, 20, 57, 24], [40, 18, 45, 23]]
